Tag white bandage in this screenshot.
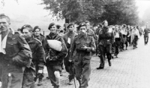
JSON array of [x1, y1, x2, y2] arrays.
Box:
[[54, 71, 60, 79]]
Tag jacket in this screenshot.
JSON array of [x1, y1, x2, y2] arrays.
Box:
[[0, 31, 32, 72]]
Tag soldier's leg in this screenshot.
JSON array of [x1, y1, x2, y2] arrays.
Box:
[[22, 68, 36, 88], [64, 55, 74, 84], [9, 72, 24, 88], [107, 45, 112, 66], [1, 68, 9, 88], [107, 53, 112, 66], [144, 36, 146, 44], [74, 60, 82, 87], [68, 65, 75, 83], [47, 65, 59, 88], [36, 65, 44, 86], [64, 56, 70, 73], [114, 44, 119, 57], [147, 36, 149, 44], [80, 58, 91, 88], [97, 45, 105, 69]]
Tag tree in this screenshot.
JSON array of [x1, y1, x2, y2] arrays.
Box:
[[100, 0, 139, 25], [42, 0, 105, 24], [42, 0, 139, 25]]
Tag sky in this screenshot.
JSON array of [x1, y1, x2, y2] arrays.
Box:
[[0, 0, 150, 30], [135, 0, 150, 18]]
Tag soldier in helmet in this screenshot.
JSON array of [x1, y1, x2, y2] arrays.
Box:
[[97, 20, 114, 69]]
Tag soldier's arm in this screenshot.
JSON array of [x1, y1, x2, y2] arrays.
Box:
[[90, 37, 96, 52], [69, 37, 76, 61], [17, 35, 32, 59], [43, 36, 50, 57], [56, 37, 68, 59], [12, 35, 32, 67], [35, 41, 45, 68]]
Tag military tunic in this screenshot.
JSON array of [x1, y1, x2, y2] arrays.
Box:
[[22, 37, 45, 88], [70, 34, 95, 88]]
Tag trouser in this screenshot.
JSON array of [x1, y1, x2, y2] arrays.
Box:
[[133, 35, 138, 48], [64, 55, 75, 81], [127, 36, 131, 45], [98, 45, 112, 68], [144, 35, 149, 44], [1, 64, 24, 88], [0, 64, 2, 81], [2, 71, 24, 88], [46, 64, 62, 88], [74, 53, 91, 88], [114, 38, 120, 56], [22, 68, 35, 88], [34, 63, 44, 82]]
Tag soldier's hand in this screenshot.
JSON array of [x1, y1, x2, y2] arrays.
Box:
[[52, 56, 58, 61], [12, 55, 22, 62], [69, 59, 72, 62]]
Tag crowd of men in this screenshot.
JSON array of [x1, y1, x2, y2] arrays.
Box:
[[0, 14, 149, 88]]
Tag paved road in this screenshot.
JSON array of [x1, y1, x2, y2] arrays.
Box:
[[37, 36, 150, 88]]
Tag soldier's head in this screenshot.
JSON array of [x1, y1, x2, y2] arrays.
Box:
[[78, 24, 87, 35], [21, 24, 33, 39], [0, 14, 11, 33], [48, 23, 57, 33], [33, 26, 41, 36], [67, 23, 74, 32], [85, 21, 90, 29], [103, 20, 108, 27]]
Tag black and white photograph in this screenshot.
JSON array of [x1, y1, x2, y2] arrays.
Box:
[[0, 0, 150, 88]]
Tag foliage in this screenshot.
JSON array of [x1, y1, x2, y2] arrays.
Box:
[[42, 0, 139, 25]]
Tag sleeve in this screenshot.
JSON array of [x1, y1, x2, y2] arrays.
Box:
[[12, 35, 32, 67], [35, 41, 46, 68], [90, 37, 96, 52], [69, 37, 76, 61], [17, 35, 32, 59], [57, 37, 68, 59], [43, 36, 50, 57]]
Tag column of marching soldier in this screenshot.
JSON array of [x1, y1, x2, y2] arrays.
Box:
[[0, 14, 147, 88]]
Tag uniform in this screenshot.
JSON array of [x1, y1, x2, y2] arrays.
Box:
[[33, 34, 46, 84], [45, 32, 67, 88], [63, 31, 76, 83], [70, 34, 96, 88], [22, 37, 45, 88], [113, 30, 120, 57], [97, 26, 114, 69], [144, 28, 149, 44], [0, 31, 32, 88]]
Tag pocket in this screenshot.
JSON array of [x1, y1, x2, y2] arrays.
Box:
[[6, 41, 19, 57]]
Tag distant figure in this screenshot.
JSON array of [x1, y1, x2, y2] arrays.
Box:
[[144, 27, 149, 45]]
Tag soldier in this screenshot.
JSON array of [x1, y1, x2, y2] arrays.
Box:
[[144, 27, 149, 45], [33, 26, 46, 46], [113, 25, 120, 58], [97, 20, 114, 69], [45, 23, 68, 88], [132, 26, 140, 49], [70, 24, 96, 88], [85, 21, 95, 37], [21, 25, 45, 88], [33, 26, 46, 86], [0, 14, 32, 88], [63, 23, 76, 85]]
